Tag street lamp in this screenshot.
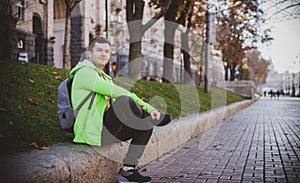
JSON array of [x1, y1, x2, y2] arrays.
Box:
[[235, 66, 239, 81], [292, 73, 295, 96], [223, 61, 228, 81]]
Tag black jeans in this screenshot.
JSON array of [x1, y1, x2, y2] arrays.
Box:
[[101, 96, 153, 167]]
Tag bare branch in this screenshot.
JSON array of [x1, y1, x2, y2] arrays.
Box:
[[141, 0, 172, 33]]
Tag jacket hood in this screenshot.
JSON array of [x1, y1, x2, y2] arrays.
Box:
[[70, 59, 111, 80]]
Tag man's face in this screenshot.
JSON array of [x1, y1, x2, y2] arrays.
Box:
[[88, 42, 110, 68]]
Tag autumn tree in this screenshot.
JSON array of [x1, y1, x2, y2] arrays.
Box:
[[178, 0, 193, 84], [161, 0, 184, 82], [188, 1, 206, 85], [150, 0, 207, 83], [126, 0, 171, 78], [215, 0, 263, 81], [180, 0, 207, 84], [63, 0, 81, 70], [246, 49, 268, 86]]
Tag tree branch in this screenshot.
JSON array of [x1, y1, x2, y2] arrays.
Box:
[[141, 0, 172, 33]]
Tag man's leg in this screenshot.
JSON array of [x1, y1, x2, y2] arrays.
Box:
[[102, 95, 153, 166]]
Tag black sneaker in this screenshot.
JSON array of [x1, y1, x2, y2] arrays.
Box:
[[151, 113, 171, 126], [117, 169, 151, 183]]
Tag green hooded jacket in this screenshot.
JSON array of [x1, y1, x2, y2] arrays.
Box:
[[70, 60, 155, 146]]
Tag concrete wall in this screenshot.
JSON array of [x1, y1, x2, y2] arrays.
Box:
[[218, 80, 257, 99], [0, 100, 252, 183]]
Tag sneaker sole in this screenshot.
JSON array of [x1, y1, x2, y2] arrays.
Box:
[[117, 174, 151, 183], [118, 181, 151, 183]]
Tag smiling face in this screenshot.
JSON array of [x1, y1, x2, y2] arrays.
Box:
[[87, 42, 111, 70]]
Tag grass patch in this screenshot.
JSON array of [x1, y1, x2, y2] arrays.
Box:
[[0, 60, 245, 154]]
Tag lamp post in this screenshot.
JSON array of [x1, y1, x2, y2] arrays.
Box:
[[104, 0, 110, 75], [204, 8, 216, 93], [292, 73, 295, 96], [180, 53, 183, 84], [223, 61, 228, 81], [297, 55, 300, 96]]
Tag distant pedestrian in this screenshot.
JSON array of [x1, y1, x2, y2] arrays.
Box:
[[269, 90, 273, 99], [276, 90, 280, 98], [112, 62, 117, 77]]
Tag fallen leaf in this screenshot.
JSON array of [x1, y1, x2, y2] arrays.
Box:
[[47, 98, 55, 103], [52, 71, 58, 75], [20, 62, 25, 65], [30, 142, 50, 150], [69, 147, 75, 151], [28, 78, 35, 83], [39, 146, 50, 150], [28, 98, 38, 105], [55, 76, 62, 80]]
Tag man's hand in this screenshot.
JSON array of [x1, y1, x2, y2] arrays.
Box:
[[150, 110, 161, 120]]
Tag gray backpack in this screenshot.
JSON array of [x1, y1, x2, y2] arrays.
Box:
[[57, 74, 95, 132]]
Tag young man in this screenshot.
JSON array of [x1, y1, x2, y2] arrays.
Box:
[[70, 36, 170, 182]]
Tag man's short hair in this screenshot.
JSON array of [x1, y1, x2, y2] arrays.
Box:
[[88, 36, 111, 51]]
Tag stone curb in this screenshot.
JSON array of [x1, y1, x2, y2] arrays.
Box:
[[0, 100, 252, 183]]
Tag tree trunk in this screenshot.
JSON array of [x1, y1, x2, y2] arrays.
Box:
[[229, 65, 236, 81], [163, 27, 176, 83], [162, 1, 180, 83], [63, 10, 71, 70], [181, 1, 192, 84], [162, 0, 186, 83], [128, 37, 142, 78], [224, 65, 228, 81], [181, 30, 191, 84], [126, 0, 171, 78], [63, 0, 81, 70], [199, 41, 206, 86]]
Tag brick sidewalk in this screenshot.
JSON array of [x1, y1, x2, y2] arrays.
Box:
[[143, 97, 300, 183]]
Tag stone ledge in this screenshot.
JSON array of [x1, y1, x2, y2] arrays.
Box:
[[0, 100, 252, 183]]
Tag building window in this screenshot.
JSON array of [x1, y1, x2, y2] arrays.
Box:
[[16, 1, 24, 20]]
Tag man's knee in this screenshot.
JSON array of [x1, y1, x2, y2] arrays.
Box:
[[114, 95, 131, 104], [114, 95, 145, 118]]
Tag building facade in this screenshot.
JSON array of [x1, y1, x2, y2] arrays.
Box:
[[10, 0, 223, 85], [12, 0, 54, 65]]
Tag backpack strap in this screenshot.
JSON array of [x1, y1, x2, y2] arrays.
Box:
[[88, 92, 96, 110], [75, 91, 96, 112], [72, 67, 97, 115]]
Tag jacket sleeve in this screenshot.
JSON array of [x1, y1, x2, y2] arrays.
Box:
[[75, 68, 155, 114]]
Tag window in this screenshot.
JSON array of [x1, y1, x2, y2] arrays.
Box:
[[16, 1, 24, 20]]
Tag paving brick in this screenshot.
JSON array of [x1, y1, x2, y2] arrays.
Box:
[[143, 98, 300, 182]]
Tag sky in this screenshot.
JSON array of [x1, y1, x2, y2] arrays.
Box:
[[258, 1, 300, 74]]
